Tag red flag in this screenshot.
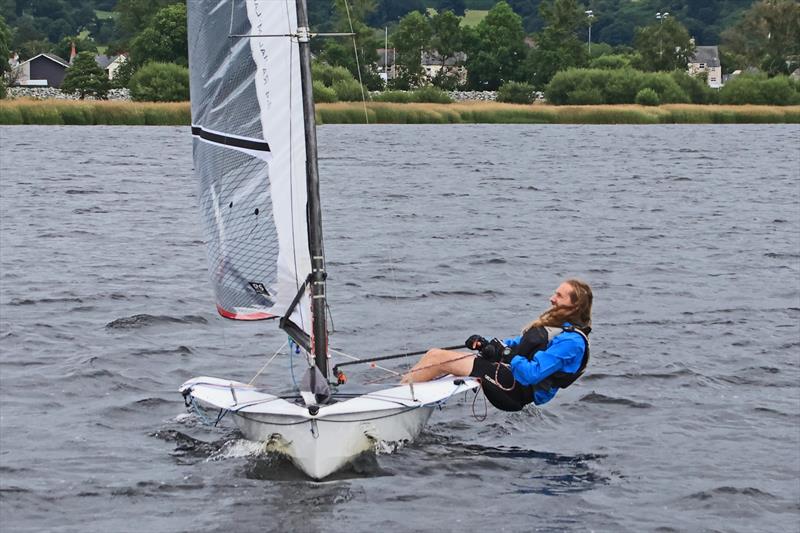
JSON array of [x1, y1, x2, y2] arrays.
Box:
[[69, 42, 77, 64]]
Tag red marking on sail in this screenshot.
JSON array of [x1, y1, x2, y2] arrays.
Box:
[[216, 304, 275, 321]]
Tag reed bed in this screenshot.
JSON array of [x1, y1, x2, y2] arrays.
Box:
[[316, 102, 800, 125], [1, 99, 797, 125], [0, 99, 190, 125]]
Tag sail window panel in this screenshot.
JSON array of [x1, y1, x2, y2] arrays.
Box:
[[188, 0, 263, 140], [195, 140, 280, 316]]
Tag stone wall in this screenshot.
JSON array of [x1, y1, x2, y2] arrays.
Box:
[[6, 86, 131, 100], [447, 90, 497, 101], [367, 90, 498, 101]]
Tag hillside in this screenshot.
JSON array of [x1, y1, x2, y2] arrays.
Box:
[[1, 0, 754, 58]]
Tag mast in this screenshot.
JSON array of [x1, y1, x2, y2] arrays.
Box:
[[295, 0, 329, 378]]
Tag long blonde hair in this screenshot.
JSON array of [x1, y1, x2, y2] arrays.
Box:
[[524, 278, 593, 332]]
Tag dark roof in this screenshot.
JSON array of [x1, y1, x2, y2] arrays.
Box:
[[690, 46, 720, 68], [20, 53, 69, 68], [95, 54, 114, 68]]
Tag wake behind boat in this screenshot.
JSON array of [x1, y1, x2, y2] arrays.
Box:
[[179, 0, 479, 479]]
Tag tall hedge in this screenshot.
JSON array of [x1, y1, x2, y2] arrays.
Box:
[[545, 68, 691, 105], [129, 62, 190, 102], [719, 74, 800, 105]]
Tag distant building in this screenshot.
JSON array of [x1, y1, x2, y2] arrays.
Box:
[[376, 48, 397, 83], [95, 53, 128, 80], [688, 45, 722, 89], [11, 53, 69, 87], [421, 51, 467, 84]]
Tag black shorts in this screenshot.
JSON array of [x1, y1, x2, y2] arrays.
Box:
[[469, 357, 534, 412]]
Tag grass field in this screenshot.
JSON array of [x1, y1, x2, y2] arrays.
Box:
[[461, 10, 489, 27], [1, 99, 797, 125]]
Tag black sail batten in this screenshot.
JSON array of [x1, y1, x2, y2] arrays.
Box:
[[295, 0, 329, 380], [191, 126, 271, 152]]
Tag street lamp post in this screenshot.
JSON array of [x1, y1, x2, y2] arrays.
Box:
[[585, 10, 594, 56], [656, 11, 669, 59]]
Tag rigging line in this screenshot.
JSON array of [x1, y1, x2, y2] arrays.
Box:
[[329, 347, 400, 376], [248, 339, 288, 385], [342, 0, 370, 123], [361, 352, 475, 385], [333, 344, 465, 369]]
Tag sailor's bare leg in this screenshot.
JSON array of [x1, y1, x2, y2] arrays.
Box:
[[401, 349, 476, 383]]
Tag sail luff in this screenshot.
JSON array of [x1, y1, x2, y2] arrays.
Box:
[[294, 0, 329, 379]]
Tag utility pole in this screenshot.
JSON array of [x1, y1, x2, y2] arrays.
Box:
[[656, 11, 669, 60], [585, 10, 594, 56]]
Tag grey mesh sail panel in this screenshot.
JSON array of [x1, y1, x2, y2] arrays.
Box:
[[187, 0, 311, 333]]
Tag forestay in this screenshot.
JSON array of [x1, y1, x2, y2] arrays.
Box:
[[187, 0, 311, 335]]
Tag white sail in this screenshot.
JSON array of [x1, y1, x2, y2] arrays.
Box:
[[187, 0, 311, 334]]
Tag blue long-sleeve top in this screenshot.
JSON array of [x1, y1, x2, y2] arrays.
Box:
[[503, 323, 586, 405]]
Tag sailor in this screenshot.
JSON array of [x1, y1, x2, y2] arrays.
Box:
[[401, 279, 592, 411]]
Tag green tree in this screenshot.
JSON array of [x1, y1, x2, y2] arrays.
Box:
[[129, 61, 189, 101], [115, 0, 173, 39], [54, 35, 98, 62], [721, 0, 800, 76], [319, 0, 382, 90], [523, 0, 590, 89], [437, 0, 466, 17], [633, 16, 695, 72], [368, 0, 426, 27], [507, 0, 546, 33], [60, 51, 110, 99], [429, 10, 464, 88], [12, 14, 47, 49], [0, 14, 10, 98], [392, 11, 432, 87], [465, 1, 527, 90], [129, 3, 187, 67], [0, 14, 11, 76], [17, 39, 54, 60]]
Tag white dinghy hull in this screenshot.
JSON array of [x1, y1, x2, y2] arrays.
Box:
[[180, 376, 480, 480]]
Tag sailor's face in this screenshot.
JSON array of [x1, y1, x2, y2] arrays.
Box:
[[550, 282, 574, 308]]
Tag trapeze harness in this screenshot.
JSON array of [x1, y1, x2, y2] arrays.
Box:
[[474, 325, 590, 412]]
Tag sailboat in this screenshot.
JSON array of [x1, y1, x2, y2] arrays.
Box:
[[179, 0, 480, 480]]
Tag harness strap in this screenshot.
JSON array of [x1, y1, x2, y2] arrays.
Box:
[[532, 325, 590, 392]]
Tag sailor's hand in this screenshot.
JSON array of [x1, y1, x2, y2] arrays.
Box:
[[479, 338, 510, 363], [465, 334, 488, 350]]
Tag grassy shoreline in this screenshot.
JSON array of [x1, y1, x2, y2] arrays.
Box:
[[1, 99, 798, 125]]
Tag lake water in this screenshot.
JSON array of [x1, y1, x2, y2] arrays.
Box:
[[1, 124, 798, 532]]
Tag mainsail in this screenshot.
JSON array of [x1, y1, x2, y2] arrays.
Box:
[[187, 1, 313, 340]]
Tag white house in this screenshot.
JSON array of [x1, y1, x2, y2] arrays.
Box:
[[94, 54, 128, 80], [688, 45, 722, 89], [421, 51, 467, 84]]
